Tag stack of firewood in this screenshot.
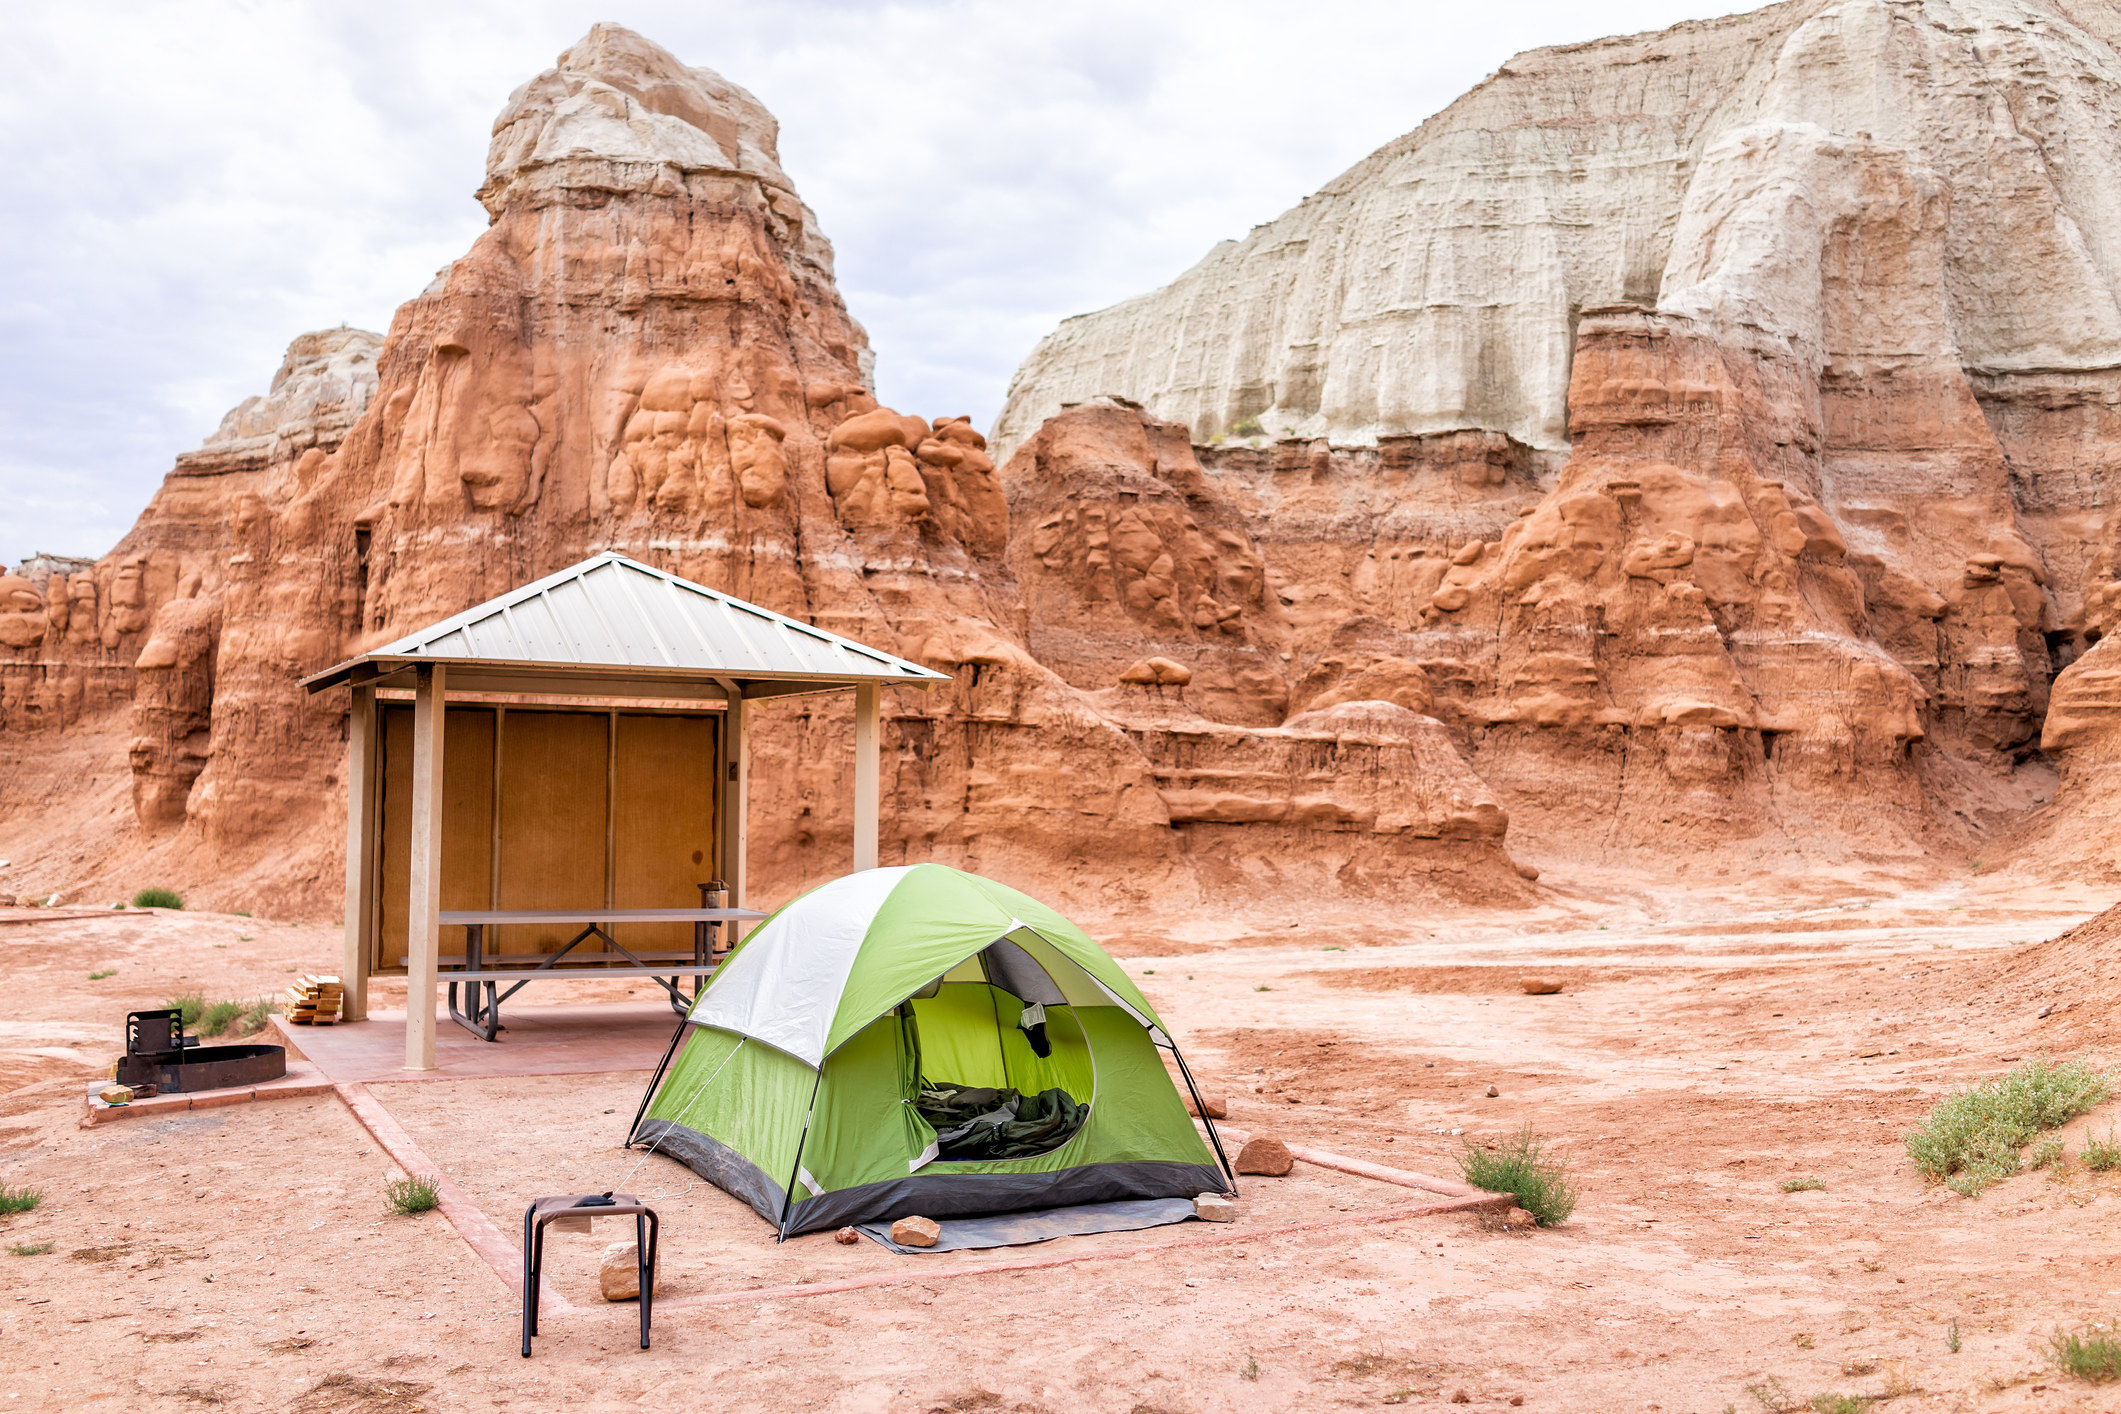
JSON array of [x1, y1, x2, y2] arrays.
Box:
[[284, 975, 343, 1026]]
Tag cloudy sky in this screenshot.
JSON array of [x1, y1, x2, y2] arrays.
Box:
[[0, 0, 1756, 566]]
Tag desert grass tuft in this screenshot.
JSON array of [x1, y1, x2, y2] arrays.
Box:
[[8, 1241, 53, 1255], [199, 999, 245, 1038], [237, 997, 277, 1035], [131, 886, 184, 910], [164, 992, 206, 1029], [2050, 1319, 2121, 1383], [385, 1174, 441, 1216], [1903, 1055, 2111, 1196], [2082, 1127, 2121, 1172], [1780, 1176, 1825, 1192], [1745, 1376, 1795, 1411], [1458, 1122, 1576, 1227], [0, 1186, 43, 1216], [1809, 1396, 1872, 1414]]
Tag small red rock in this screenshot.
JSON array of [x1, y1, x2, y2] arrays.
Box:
[[1234, 1136, 1295, 1176], [890, 1215, 941, 1247], [1184, 1091, 1229, 1120], [1520, 976, 1563, 994], [834, 1226, 859, 1245]]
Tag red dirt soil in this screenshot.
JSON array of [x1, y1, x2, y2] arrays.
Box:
[[0, 878, 2117, 1412]]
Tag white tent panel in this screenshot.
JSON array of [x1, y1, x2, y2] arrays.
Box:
[[686, 865, 915, 1067]]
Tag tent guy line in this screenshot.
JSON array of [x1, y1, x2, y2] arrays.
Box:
[[610, 1035, 747, 1197]]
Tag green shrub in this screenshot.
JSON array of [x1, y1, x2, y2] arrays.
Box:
[[1229, 414, 1264, 438], [164, 992, 205, 1029], [1780, 1176, 1825, 1192], [2083, 1127, 2121, 1172], [1904, 1056, 2111, 1197], [0, 1186, 43, 1216], [2028, 1135, 2067, 1171], [386, 1174, 441, 1215], [238, 998, 277, 1035], [131, 887, 184, 910], [7, 1241, 53, 1256], [199, 999, 244, 1038], [2050, 1319, 2121, 1382], [1458, 1123, 1576, 1227]]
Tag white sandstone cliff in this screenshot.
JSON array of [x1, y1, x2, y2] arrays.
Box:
[[993, 0, 2121, 461]]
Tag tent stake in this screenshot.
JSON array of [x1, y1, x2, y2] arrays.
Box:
[[1167, 1043, 1237, 1194], [626, 1017, 692, 1148]]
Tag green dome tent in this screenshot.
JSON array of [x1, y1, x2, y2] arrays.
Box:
[[627, 864, 1233, 1238]]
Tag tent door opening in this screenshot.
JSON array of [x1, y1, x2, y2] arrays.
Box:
[[905, 934, 1096, 1163]]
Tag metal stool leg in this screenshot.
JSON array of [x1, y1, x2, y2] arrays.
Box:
[[639, 1211, 657, 1349], [520, 1205, 537, 1356]]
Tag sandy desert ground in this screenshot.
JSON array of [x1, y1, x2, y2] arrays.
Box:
[[0, 870, 2117, 1413]]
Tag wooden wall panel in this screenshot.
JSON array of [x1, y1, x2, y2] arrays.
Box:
[[377, 706, 494, 970], [613, 712, 719, 953], [495, 710, 609, 955]]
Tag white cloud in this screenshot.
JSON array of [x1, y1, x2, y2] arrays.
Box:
[[0, 0, 1757, 565]]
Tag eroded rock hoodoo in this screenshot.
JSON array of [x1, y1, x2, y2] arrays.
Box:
[[0, 25, 1537, 912]]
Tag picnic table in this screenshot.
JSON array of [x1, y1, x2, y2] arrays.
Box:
[[424, 907, 764, 1041]]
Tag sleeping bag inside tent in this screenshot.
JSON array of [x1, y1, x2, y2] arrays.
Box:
[[627, 864, 1231, 1237]]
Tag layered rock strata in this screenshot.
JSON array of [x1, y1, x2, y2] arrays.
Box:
[[995, 0, 2121, 868], [0, 26, 1532, 912]]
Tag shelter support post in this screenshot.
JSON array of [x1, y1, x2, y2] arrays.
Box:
[[339, 684, 378, 1022], [405, 663, 447, 1071], [719, 685, 748, 917], [853, 682, 880, 872]]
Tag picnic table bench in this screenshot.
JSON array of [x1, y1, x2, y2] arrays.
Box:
[[419, 907, 765, 1041]]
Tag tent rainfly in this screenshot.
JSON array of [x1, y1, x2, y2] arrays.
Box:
[[302, 553, 949, 1072], [627, 864, 1234, 1237]]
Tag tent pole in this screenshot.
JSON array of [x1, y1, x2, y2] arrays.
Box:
[[626, 1018, 692, 1149], [774, 1070, 826, 1243], [1169, 1043, 1237, 1194]]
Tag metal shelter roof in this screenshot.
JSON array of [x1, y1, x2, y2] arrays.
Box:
[[301, 552, 948, 702]]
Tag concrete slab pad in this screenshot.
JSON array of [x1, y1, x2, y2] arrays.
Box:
[[270, 1004, 681, 1085]]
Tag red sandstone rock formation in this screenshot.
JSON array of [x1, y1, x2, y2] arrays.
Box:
[[0, 26, 1533, 914]]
